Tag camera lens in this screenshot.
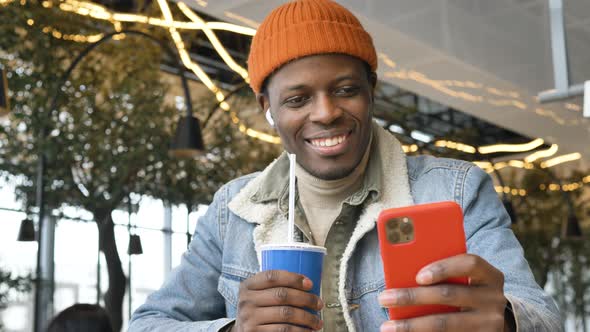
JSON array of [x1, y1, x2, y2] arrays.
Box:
[[389, 231, 401, 243], [388, 219, 400, 229], [400, 222, 413, 235]]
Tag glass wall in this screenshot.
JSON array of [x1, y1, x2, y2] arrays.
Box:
[[0, 179, 208, 331], [53, 219, 100, 312]]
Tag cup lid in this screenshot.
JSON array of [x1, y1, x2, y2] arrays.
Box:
[[260, 243, 327, 254]]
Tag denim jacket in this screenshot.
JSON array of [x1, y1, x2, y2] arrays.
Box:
[[129, 125, 561, 332]]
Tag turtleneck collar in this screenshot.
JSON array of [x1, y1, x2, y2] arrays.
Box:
[[295, 134, 373, 207]]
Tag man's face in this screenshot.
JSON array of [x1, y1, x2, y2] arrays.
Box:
[[259, 54, 376, 180]]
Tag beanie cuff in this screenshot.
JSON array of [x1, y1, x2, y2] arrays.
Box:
[[248, 20, 377, 93]]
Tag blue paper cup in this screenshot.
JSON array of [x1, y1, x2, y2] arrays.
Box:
[[260, 243, 327, 312]]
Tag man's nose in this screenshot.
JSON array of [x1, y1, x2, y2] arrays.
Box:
[[309, 94, 342, 124]]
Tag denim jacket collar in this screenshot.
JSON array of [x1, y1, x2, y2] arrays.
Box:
[[227, 122, 414, 332]]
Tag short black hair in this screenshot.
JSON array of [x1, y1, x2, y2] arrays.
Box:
[[260, 58, 373, 96], [47, 304, 113, 332]]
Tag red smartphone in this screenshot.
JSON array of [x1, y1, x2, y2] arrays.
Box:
[[377, 201, 468, 320]]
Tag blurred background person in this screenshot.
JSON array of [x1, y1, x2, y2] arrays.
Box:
[[46, 303, 113, 332]]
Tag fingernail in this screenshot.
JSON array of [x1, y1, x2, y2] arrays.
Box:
[[378, 291, 396, 305], [380, 321, 401, 332], [302, 277, 313, 289], [417, 269, 433, 284], [317, 298, 324, 310]]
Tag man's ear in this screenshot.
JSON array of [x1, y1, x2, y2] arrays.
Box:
[[369, 72, 377, 102], [257, 93, 275, 127], [256, 93, 270, 113]]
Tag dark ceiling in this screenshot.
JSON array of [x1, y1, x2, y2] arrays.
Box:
[[91, 0, 549, 160]]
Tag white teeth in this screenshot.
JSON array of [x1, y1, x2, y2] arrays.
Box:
[[310, 135, 346, 147]]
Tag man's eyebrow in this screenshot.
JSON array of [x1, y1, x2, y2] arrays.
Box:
[[332, 74, 361, 83], [283, 84, 307, 92]]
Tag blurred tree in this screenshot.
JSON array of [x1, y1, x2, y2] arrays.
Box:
[[504, 167, 590, 331], [0, 267, 33, 331], [508, 168, 564, 288], [0, 1, 279, 330]]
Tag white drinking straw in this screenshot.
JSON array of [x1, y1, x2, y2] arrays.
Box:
[[288, 153, 296, 243]]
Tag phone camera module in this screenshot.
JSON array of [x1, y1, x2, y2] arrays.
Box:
[[386, 217, 414, 244]]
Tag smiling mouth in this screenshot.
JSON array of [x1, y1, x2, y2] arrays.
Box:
[[306, 131, 351, 148]]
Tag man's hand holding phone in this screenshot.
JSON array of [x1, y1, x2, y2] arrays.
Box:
[[376, 202, 514, 332], [378, 254, 510, 332]]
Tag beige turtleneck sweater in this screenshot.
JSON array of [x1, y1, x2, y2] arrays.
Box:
[[296, 137, 372, 246]]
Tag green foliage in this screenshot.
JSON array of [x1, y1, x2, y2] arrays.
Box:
[[506, 167, 590, 330], [0, 268, 32, 309], [0, 267, 33, 331], [551, 240, 590, 331]]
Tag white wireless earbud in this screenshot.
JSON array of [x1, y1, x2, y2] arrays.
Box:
[[265, 108, 275, 127]]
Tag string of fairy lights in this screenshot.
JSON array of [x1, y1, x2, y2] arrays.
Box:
[[1, 0, 588, 195], [494, 174, 590, 197], [413, 138, 586, 196]]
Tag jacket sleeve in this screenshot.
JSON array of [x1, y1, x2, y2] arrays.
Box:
[[128, 185, 235, 332], [461, 165, 563, 332]]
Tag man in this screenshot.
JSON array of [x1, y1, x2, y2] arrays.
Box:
[[130, 0, 561, 331]]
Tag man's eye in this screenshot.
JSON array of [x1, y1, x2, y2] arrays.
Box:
[[284, 96, 308, 107], [335, 86, 360, 96]]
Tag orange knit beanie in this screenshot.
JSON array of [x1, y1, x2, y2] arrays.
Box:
[[247, 0, 378, 94]]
